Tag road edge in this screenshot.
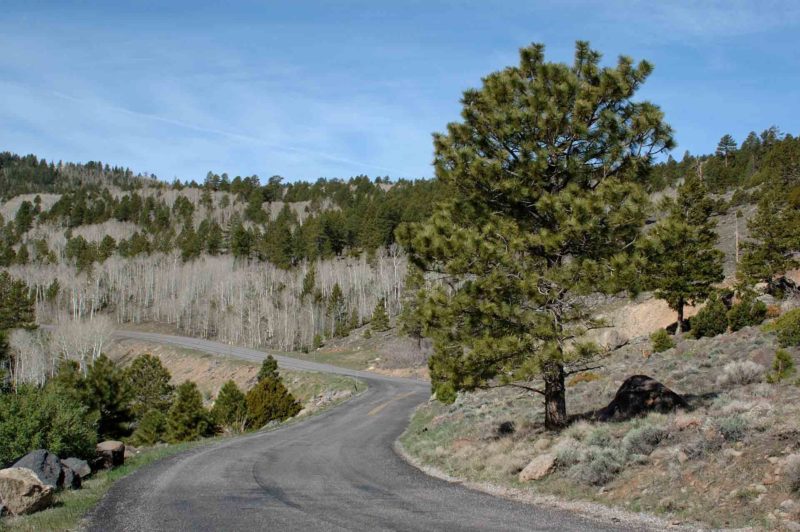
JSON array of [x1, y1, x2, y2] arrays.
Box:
[[393, 430, 698, 532]]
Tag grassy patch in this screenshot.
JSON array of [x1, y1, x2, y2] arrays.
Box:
[[2, 442, 204, 531], [283, 348, 379, 371]]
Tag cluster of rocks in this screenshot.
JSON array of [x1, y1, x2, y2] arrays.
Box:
[[0, 441, 126, 517]]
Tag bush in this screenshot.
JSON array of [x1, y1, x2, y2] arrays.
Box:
[[570, 447, 624, 485], [554, 438, 585, 468], [131, 409, 167, 446], [257, 356, 279, 382], [650, 329, 675, 353], [622, 425, 666, 455], [83, 355, 134, 439], [245, 376, 301, 429], [727, 295, 767, 331], [586, 427, 612, 448], [717, 361, 765, 388], [212, 380, 248, 431], [718, 415, 748, 442], [125, 354, 174, 419], [766, 349, 796, 383], [0, 385, 97, 464], [766, 308, 800, 347], [691, 295, 728, 338], [166, 381, 214, 443], [370, 298, 390, 332]]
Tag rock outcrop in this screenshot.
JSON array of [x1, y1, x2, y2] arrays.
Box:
[[0, 467, 54, 515], [595, 375, 687, 422]]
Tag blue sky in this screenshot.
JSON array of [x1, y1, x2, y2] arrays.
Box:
[[2, 1, 799, 183]]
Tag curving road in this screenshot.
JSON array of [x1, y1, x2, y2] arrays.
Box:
[[86, 331, 633, 531]]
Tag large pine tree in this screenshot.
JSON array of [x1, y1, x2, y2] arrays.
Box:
[[399, 41, 673, 429]]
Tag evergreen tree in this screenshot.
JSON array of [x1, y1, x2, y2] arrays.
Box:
[[124, 354, 175, 419], [399, 266, 425, 347], [637, 176, 724, 331], [256, 355, 279, 382], [83, 355, 134, 439], [370, 298, 390, 332], [716, 134, 737, 166], [739, 188, 800, 291], [245, 376, 301, 429], [131, 409, 167, 446], [166, 381, 213, 442], [211, 380, 248, 431], [327, 283, 348, 337], [398, 41, 673, 428], [0, 271, 36, 330]]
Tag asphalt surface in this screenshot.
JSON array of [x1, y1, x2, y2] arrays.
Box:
[[86, 331, 632, 531]]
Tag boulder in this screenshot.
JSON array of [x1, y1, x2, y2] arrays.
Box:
[[12, 450, 63, 489], [595, 375, 687, 422], [518, 453, 557, 482], [94, 441, 125, 471], [61, 465, 81, 490], [62, 457, 91, 480], [598, 329, 629, 351], [0, 467, 54, 515]]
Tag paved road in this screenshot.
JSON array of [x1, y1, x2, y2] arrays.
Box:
[[86, 331, 632, 531]]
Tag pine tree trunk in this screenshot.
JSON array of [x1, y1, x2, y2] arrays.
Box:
[[543, 361, 567, 430], [676, 299, 685, 333]]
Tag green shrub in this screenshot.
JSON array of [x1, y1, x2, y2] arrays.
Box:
[[0, 385, 97, 464], [767, 349, 796, 383], [212, 380, 248, 431], [370, 298, 390, 332], [124, 354, 174, 419], [131, 409, 167, 446], [650, 329, 675, 353], [727, 295, 767, 331], [245, 376, 301, 429], [83, 355, 134, 439], [570, 447, 624, 485], [622, 425, 667, 455], [691, 295, 728, 338], [718, 415, 748, 442], [586, 427, 612, 448], [433, 382, 456, 404], [257, 356, 279, 382], [166, 381, 214, 443], [765, 308, 800, 347], [313, 334, 324, 349]]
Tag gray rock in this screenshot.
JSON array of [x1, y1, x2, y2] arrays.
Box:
[[12, 450, 63, 489], [62, 458, 91, 479], [61, 465, 81, 490]]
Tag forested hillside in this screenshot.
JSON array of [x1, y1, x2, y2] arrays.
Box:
[[1, 124, 798, 387]]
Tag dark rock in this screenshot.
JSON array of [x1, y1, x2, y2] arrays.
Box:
[[495, 421, 515, 438], [62, 458, 91, 480], [61, 465, 81, 490], [595, 375, 687, 422], [12, 450, 63, 489], [93, 441, 125, 471]]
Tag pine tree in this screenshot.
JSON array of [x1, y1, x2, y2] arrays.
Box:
[[398, 41, 673, 429], [327, 283, 348, 337], [739, 188, 800, 291], [83, 355, 134, 439], [131, 409, 167, 446], [716, 134, 738, 166], [124, 354, 175, 419], [245, 376, 301, 429], [0, 271, 36, 331], [256, 355, 279, 382], [166, 381, 213, 442], [211, 380, 248, 432], [637, 176, 724, 331], [370, 298, 390, 332], [399, 266, 425, 347]]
